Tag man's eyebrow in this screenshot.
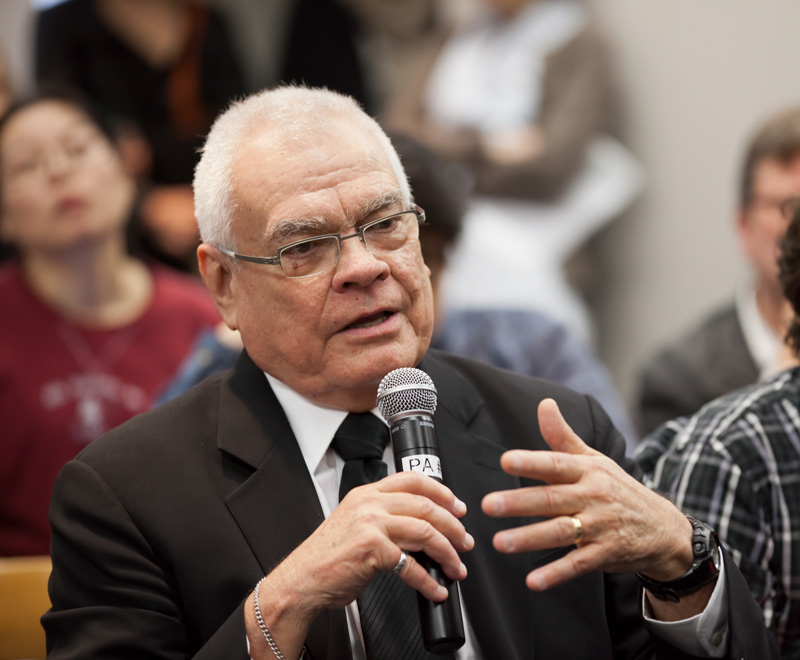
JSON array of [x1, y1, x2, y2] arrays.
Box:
[[267, 216, 328, 245], [351, 189, 405, 223], [266, 189, 405, 245]]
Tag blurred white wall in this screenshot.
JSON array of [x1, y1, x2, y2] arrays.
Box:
[[587, 0, 800, 411]]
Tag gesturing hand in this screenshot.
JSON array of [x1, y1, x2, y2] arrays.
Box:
[[481, 398, 694, 592]]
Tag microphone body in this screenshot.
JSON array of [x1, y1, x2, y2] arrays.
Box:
[[377, 369, 466, 655]]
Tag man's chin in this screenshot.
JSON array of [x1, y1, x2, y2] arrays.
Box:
[[329, 350, 422, 397]]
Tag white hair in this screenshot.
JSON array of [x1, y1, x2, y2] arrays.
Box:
[[193, 86, 412, 250]]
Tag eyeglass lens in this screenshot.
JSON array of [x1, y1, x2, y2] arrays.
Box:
[[5, 127, 102, 181], [278, 211, 419, 278]]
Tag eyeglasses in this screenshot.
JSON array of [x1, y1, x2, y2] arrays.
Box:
[[217, 207, 426, 279], [3, 127, 106, 182]]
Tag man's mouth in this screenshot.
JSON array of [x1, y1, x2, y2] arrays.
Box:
[[345, 311, 394, 330]]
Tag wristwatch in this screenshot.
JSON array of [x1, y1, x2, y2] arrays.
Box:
[[636, 517, 722, 603]]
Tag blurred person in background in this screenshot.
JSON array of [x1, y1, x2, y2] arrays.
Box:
[[34, 0, 246, 273], [636, 200, 800, 658], [158, 131, 639, 452], [637, 108, 800, 436], [385, 0, 642, 346], [0, 89, 220, 556], [279, 0, 378, 114], [401, 132, 640, 452]]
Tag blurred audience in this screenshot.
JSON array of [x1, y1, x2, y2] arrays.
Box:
[[636, 202, 800, 658], [157, 131, 638, 451], [386, 0, 642, 345], [34, 0, 246, 273], [279, 0, 440, 116], [0, 89, 220, 556], [637, 107, 800, 436]]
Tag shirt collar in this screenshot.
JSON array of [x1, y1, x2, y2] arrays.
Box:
[[263, 372, 384, 475]]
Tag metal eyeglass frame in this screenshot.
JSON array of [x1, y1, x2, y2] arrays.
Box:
[[215, 206, 426, 278]]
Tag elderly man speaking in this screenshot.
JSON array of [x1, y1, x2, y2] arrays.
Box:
[[44, 87, 776, 660]]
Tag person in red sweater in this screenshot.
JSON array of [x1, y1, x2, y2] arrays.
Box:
[[0, 89, 219, 556]]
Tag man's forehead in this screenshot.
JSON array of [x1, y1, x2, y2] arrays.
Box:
[[230, 131, 401, 244], [247, 114, 382, 157], [753, 156, 800, 192]]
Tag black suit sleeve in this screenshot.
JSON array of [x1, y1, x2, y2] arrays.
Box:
[[44, 460, 250, 660]]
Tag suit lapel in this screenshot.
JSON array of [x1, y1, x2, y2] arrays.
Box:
[[421, 354, 536, 660], [217, 352, 350, 660]]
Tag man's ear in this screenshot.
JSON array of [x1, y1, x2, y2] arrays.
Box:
[[197, 243, 239, 331]]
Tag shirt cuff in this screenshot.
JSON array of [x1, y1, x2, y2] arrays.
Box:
[[642, 553, 729, 657]]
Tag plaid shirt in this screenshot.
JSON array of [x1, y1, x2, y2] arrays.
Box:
[[636, 366, 800, 658]]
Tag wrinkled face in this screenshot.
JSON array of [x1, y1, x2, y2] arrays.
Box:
[[221, 122, 434, 410], [0, 100, 135, 254], [739, 156, 800, 292]]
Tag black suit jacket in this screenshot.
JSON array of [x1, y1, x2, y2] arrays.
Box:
[[44, 350, 776, 659], [637, 304, 759, 436]]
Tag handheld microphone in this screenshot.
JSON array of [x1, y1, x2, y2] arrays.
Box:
[[377, 367, 466, 655]]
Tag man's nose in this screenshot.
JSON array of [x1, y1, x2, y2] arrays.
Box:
[[332, 234, 389, 288]]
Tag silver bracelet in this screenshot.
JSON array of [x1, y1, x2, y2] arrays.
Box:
[[252, 576, 306, 660]]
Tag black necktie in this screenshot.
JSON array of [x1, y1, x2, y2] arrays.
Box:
[[331, 413, 453, 660]]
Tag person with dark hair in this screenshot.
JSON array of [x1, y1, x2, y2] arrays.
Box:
[[43, 85, 777, 660], [0, 90, 220, 556], [636, 199, 800, 657], [637, 108, 800, 436]]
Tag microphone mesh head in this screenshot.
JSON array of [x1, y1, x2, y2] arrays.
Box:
[[376, 367, 437, 420]]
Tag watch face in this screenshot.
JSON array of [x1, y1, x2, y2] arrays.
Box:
[[637, 519, 723, 602], [711, 539, 721, 569]]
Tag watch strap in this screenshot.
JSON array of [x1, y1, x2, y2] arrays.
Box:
[[636, 517, 721, 603]]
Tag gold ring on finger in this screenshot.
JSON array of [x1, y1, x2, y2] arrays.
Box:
[[569, 516, 584, 545]]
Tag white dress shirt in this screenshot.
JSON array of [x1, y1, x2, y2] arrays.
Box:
[[254, 372, 728, 658], [736, 276, 784, 380]]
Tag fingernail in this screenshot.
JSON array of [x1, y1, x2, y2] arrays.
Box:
[[437, 585, 449, 599], [454, 497, 467, 515], [459, 562, 467, 578], [528, 572, 546, 591], [508, 453, 522, 471], [484, 495, 503, 515], [496, 533, 514, 552], [464, 532, 475, 550]]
